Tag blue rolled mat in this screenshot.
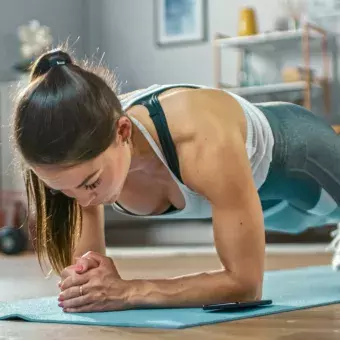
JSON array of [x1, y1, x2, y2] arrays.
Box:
[[263, 200, 338, 234], [1, 266, 340, 329]]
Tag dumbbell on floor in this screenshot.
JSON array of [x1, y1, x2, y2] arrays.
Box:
[[0, 226, 27, 255]]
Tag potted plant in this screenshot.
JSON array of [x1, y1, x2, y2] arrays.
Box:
[[13, 20, 53, 74]]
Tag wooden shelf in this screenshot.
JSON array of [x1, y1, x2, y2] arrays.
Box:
[[215, 28, 323, 51], [214, 23, 330, 112], [219, 81, 322, 97]]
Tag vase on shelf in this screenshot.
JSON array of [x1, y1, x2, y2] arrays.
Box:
[[238, 7, 258, 36]]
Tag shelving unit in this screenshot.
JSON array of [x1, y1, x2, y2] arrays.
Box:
[[215, 28, 321, 50], [220, 81, 322, 97], [213, 23, 331, 114]]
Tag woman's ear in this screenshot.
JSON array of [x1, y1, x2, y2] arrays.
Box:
[[115, 116, 132, 145]]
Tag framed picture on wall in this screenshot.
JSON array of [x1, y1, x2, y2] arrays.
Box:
[[155, 0, 208, 46]]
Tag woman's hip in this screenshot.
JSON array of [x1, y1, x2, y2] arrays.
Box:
[[255, 102, 337, 169], [256, 101, 340, 205]]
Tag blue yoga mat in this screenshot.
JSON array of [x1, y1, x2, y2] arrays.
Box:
[[1, 265, 340, 329]]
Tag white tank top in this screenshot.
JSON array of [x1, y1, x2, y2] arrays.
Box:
[[112, 84, 274, 219]]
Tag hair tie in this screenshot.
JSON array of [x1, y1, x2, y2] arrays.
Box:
[[49, 59, 68, 68]]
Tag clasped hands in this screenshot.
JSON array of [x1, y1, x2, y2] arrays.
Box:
[[58, 251, 134, 313]]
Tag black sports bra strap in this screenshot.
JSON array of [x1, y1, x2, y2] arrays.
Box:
[[134, 85, 199, 183], [143, 93, 183, 182]]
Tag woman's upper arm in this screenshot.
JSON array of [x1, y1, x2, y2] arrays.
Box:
[[183, 127, 265, 290], [73, 204, 106, 261]]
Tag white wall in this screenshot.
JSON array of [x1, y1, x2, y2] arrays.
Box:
[[87, 0, 285, 91], [0, 0, 87, 81], [0, 0, 89, 195]]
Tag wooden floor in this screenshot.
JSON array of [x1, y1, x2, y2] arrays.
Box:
[[1, 249, 340, 339]]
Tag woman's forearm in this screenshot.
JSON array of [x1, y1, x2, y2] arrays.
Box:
[[128, 270, 262, 308], [73, 205, 105, 263]]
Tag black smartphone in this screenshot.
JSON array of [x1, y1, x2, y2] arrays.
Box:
[[202, 299, 273, 311]]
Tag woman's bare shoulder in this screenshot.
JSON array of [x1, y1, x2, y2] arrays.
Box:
[[161, 87, 247, 141], [124, 86, 247, 158]]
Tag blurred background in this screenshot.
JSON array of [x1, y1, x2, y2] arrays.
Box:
[[0, 0, 339, 254]]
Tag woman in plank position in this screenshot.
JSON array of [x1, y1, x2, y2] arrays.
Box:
[[13, 49, 340, 313]]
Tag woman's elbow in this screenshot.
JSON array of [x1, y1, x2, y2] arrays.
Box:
[[237, 275, 263, 301], [223, 271, 263, 301]]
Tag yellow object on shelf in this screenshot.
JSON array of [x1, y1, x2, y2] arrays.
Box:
[[281, 67, 314, 83], [238, 7, 258, 36]]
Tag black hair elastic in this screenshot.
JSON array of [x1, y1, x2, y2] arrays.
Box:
[[49, 59, 67, 68], [34, 53, 71, 77]]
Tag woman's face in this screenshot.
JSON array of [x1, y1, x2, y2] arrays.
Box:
[[31, 118, 133, 207]]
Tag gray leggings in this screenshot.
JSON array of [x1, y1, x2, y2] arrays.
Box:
[[256, 102, 340, 233]]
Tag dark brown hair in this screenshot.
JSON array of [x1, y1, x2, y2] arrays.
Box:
[[13, 48, 123, 275]]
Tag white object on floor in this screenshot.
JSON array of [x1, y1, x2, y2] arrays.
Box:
[[106, 243, 331, 258], [326, 223, 340, 271], [106, 246, 216, 258], [266, 243, 331, 253]]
